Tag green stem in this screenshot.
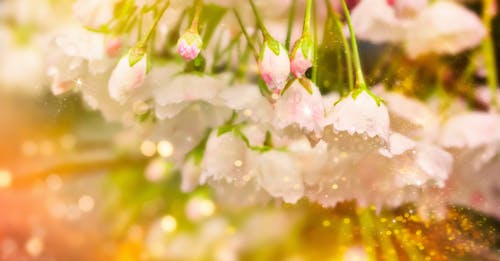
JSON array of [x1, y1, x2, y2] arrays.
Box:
[[341, 0, 367, 89], [303, 0, 313, 36], [234, 9, 258, 60], [189, 0, 204, 33], [311, 0, 318, 84], [285, 0, 297, 49], [249, 0, 273, 41], [142, 0, 170, 44], [333, 12, 353, 91], [481, 0, 498, 110]]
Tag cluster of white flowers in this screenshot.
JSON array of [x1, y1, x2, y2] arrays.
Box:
[[2, 0, 499, 219], [351, 0, 487, 58]]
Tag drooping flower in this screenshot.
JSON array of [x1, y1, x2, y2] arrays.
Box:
[[273, 80, 325, 135], [351, 0, 486, 58], [258, 41, 290, 94], [325, 90, 390, 141], [108, 49, 148, 104], [256, 151, 304, 204], [177, 30, 203, 61], [406, 1, 486, 58]]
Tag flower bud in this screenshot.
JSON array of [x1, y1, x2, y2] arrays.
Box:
[[177, 31, 203, 61], [290, 37, 313, 78], [258, 40, 290, 93], [108, 49, 147, 104]]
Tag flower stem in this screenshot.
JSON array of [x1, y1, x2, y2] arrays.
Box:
[[332, 11, 353, 91], [341, 0, 367, 90], [249, 0, 273, 41], [189, 0, 204, 33], [311, 0, 318, 84], [482, 0, 498, 111], [285, 0, 297, 49], [303, 0, 312, 36], [142, 0, 170, 44], [234, 9, 258, 60]]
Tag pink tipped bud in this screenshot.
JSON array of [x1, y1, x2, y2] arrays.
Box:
[[177, 31, 203, 61], [258, 41, 290, 93], [290, 37, 313, 78]]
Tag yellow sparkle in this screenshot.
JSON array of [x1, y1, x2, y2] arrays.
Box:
[[157, 140, 174, 158], [331, 184, 338, 190], [234, 160, 243, 167], [140, 140, 156, 157], [322, 220, 331, 227], [343, 218, 351, 224], [0, 170, 12, 188], [160, 215, 177, 233], [78, 195, 95, 212]]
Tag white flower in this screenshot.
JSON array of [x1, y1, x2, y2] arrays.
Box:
[[154, 73, 228, 119], [406, 1, 486, 58], [200, 131, 260, 185], [256, 151, 304, 203], [324, 90, 390, 141], [273, 80, 325, 134], [440, 112, 500, 149], [351, 0, 486, 58], [378, 90, 438, 140], [108, 50, 148, 104], [351, 0, 409, 44]]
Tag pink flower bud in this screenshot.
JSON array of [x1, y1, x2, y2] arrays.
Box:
[[108, 50, 147, 104], [177, 31, 203, 61], [258, 42, 290, 93], [290, 38, 313, 78]]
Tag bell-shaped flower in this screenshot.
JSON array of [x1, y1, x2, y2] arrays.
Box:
[[439, 112, 500, 149], [256, 151, 304, 204], [406, 1, 486, 58], [273, 79, 325, 135], [290, 36, 313, 78], [177, 30, 203, 61], [351, 0, 409, 44], [258, 40, 290, 94], [108, 48, 148, 104], [324, 89, 390, 142]]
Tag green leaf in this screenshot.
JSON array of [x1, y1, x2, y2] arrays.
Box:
[[317, 13, 347, 94], [200, 4, 227, 48]]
